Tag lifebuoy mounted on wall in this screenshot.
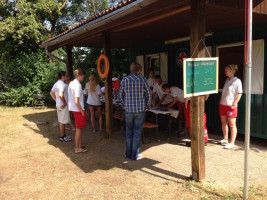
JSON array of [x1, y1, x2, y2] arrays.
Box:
[[97, 54, 110, 79]]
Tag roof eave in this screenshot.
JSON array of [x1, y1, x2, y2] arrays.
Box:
[[40, 0, 159, 51]]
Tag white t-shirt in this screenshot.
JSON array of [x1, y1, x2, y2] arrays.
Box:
[[153, 82, 173, 105], [68, 79, 84, 111], [147, 78, 155, 89], [169, 86, 184, 103], [220, 77, 243, 106], [51, 80, 68, 107], [85, 83, 101, 106], [101, 86, 105, 94]]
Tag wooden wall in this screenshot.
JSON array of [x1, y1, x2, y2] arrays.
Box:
[[210, 0, 267, 14], [132, 22, 267, 139]]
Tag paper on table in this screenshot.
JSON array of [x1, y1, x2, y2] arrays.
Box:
[[148, 108, 179, 118]]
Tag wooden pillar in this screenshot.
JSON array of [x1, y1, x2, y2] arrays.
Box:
[[66, 46, 74, 80], [190, 0, 206, 181], [103, 32, 113, 138]]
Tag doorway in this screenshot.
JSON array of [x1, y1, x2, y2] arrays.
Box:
[[217, 44, 244, 89]]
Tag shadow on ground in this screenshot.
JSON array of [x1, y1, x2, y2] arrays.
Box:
[[22, 109, 190, 182]]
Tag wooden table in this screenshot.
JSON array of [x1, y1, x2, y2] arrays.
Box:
[[147, 107, 179, 141]]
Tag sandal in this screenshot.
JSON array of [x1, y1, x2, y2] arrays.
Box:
[[75, 149, 88, 153]]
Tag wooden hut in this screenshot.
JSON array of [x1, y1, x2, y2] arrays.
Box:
[[41, 0, 267, 181]]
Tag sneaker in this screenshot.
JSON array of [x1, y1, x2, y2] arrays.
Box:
[[60, 136, 72, 142], [224, 144, 235, 149], [136, 154, 143, 160], [219, 139, 228, 145], [65, 135, 72, 140]]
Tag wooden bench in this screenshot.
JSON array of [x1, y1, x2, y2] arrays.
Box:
[[113, 114, 124, 133], [113, 113, 123, 120], [113, 115, 158, 143], [142, 121, 158, 144]]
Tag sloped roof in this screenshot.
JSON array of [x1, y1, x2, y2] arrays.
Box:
[[42, 0, 137, 45], [40, 0, 267, 51]]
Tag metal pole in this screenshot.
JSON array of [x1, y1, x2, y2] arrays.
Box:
[[244, 0, 252, 199]]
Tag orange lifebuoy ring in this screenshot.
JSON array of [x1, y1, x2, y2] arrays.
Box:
[[97, 54, 110, 79]]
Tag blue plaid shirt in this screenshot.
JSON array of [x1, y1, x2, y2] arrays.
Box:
[[119, 73, 151, 112]]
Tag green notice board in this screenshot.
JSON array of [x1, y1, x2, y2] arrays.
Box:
[[183, 57, 218, 98]]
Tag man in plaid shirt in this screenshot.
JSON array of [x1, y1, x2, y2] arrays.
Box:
[[119, 62, 151, 160]]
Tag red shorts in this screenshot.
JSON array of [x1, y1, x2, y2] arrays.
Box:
[[72, 111, 86, 129], [177, 101, 185, 109], [185, 103, 208, 142], [219, 104, 238, 118]]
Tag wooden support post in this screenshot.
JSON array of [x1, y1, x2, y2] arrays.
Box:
[[190, 0, 206, 181], [66, 46, 73, 80], [103, 32, 113, 138]]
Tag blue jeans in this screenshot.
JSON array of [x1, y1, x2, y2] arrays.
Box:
[[125, 111, 146, 160]]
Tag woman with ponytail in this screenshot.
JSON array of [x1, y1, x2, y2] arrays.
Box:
[[219, 64, 242, 149]]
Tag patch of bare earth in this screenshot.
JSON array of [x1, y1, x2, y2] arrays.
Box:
[[0, 106, 266, 200]]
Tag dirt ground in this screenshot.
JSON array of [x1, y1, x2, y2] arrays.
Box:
[[0, 106, 266, 200]]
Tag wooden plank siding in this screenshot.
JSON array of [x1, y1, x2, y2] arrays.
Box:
[[132, 23, 267, 139]]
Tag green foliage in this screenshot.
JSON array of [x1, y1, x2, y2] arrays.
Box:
[[0, 49, 65, 106], [72, 47, 130, 88], [111, 48, 131, 77], [0, 0, 130, 107], [0, 0, 45, 44], [0, 84, 40, 106]]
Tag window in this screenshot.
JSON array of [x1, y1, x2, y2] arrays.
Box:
[[145, 55, 160, 78], [136, 53, 168, 83]]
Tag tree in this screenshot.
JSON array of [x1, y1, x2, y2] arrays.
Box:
[[0, 0, 66, 106], [0, 0, 129, 106]]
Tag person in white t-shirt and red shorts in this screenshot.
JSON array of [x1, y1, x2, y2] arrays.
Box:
[[219, 64, 242, 149], [68, 69, 87, 153], [50, 71, 72, 142]]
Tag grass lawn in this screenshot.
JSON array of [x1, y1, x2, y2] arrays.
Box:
[[0, 106, 266, 200]]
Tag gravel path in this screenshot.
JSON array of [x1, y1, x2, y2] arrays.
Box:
[[99, 130, 267, 189]]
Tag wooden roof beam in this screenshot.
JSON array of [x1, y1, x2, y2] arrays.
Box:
[[209, 0, 267, 14], [111, 5, 190, 32]]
